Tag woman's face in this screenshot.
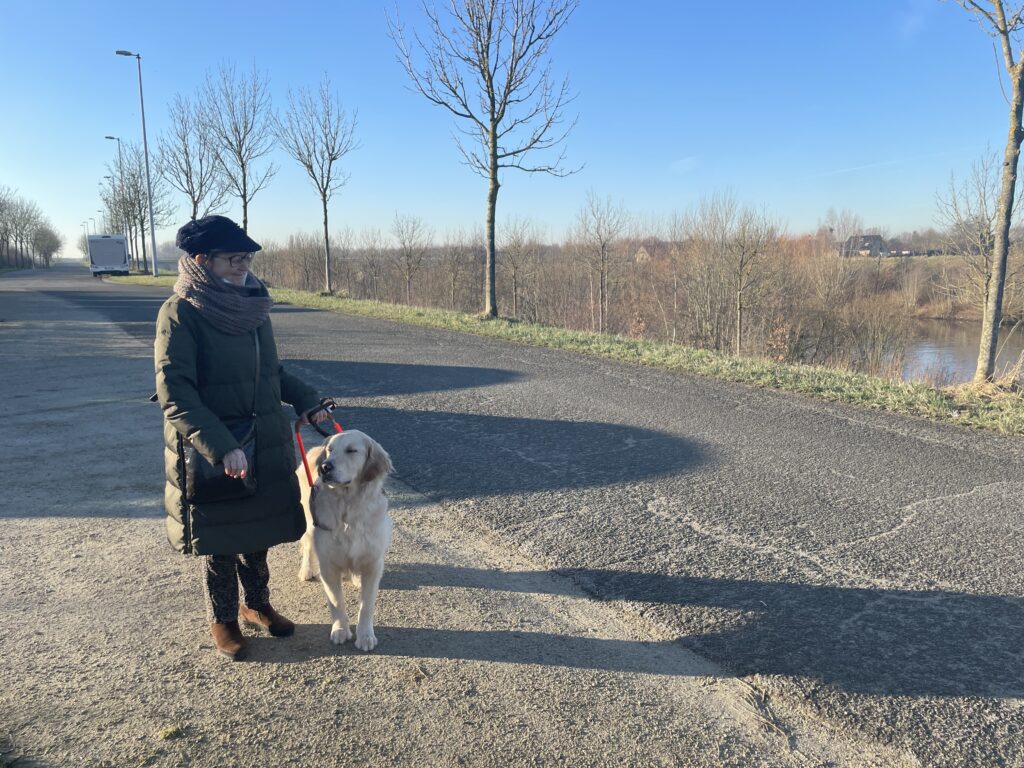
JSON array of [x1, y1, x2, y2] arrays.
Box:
[[197, 252, 253, 286]]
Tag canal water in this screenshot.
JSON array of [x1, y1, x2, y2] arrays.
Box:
[[903, 320, 1024, 384]]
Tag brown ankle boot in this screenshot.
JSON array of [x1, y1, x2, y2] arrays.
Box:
[[210, 620, 247, 660], [240, 604, 295, 637]]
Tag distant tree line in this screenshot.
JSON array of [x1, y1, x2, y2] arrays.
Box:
[[250, 193, 1023, 382], [0, 187, 63, 268]]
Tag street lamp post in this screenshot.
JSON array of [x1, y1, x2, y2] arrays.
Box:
[[89, 217, 97, 234], [115, 50, 158, 276], [96, 210, 105, 233]]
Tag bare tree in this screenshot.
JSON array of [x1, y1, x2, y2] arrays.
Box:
[[159, 93, 230, 221], [388, 0, 579, 317], [275, 75, 358, 293], [955, 0, 1024, 382], [391, 213, 432, 304], [725, 206, 780, 355], [575, 192, 628, 333], [332, 227, 356, 296], [359, 228, 387, 301], [120, 143, 176, 272], [499, 217, 538, 317], [203, 64, 276, 233], [10, 198, 41, 268], [935, 153, 1021, 316], [32, 223, 62, 267], [0, 187, 13, 266], [440, 229, 477, 309], [685, 194, 736, 351]]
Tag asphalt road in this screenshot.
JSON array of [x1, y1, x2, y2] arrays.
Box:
[[4, 262, 1024, 767]]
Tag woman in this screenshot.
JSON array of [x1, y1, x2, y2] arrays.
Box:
[[154, 214, 327, 661]]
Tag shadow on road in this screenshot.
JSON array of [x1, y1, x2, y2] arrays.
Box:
[[382, 563, 1024, 699], [329, 406, 708, 497], [290, 358, 524, 397], [250, 624, 699, 676]]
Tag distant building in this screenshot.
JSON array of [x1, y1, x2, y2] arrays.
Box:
[[842, 234, 887, 258]]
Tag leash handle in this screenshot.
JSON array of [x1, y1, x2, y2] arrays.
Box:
[[295, 398, 344, 487]]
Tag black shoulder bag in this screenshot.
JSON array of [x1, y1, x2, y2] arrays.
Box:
[[183, 332, 260, 504]]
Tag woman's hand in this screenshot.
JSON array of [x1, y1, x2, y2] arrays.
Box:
[[299, 406, 331, 426], [222, 448, 248, 479]]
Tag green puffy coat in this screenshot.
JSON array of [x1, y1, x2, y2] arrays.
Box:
[[154, 295, 320, 556]]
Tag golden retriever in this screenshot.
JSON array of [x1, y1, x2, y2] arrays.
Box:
[[296, 430, 394, 651]]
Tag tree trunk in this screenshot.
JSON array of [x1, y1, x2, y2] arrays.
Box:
[[484, 130, 499, 318], [975, 61, 1024, 382], [512, 271, 519, 318], [322, 196, 332, 293], [736, 287, 743, 356], [588, 269, 596, 331], [599, 250, 607, 333], [139, 215, 149, 274]]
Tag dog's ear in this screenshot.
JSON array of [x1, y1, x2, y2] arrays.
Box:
[[359, 438, 393, 484]]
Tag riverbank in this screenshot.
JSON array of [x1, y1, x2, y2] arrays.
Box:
[[108, 274, 1024, 436]]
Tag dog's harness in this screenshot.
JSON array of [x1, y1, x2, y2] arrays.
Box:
[[295, 398, 344, 531]]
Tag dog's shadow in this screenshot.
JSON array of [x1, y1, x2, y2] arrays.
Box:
[[245, 623, 702, 677]]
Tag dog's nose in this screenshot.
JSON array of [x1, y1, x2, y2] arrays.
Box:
[[320, 461, 334, 475]]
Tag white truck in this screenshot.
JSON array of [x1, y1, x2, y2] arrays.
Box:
[[87, 235, 130, 276]]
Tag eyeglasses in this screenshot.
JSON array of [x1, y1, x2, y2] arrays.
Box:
[[210, 252, 256, 267]]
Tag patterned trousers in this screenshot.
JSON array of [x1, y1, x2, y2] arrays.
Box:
[[199, 550, 271, 623]]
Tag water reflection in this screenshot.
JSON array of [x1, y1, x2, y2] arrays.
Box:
[[903, 320, 1024, 384]]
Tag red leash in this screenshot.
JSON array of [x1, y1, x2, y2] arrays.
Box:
[[295, 398, 343, 487]]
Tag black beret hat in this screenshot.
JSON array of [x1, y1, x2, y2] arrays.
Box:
[[175, 215, 262, 256]]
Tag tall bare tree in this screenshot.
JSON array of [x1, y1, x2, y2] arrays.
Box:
[[575, 192, 628, 333], [275, 75, 358, 293], [32, 223, 62, 267], [121, 143, 176, 272], [359, 228, 387, 301], [499, 217, 539, 317], [159, 93, 230, 221], [391, 213, 432, 304], [439, 229, 479, 309], [10, 198, 41, 269], [936, 153, 1023, 318], [955, 1, 1024, 382], [203, 64, 276, 233], [0, 187, 13, 267], [725, 206, 780, 355], [388, 0, 579, 317]]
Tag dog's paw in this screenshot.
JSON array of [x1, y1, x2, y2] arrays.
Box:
[[330, 623, 352, 645], [297, 563, 319, 582], [354, 624, 378, 652]]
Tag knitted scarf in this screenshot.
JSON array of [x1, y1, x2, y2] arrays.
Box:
[[174, 256, 272, 335]]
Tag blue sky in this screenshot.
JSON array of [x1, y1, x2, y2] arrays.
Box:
[[0, 0, 1009, 251]]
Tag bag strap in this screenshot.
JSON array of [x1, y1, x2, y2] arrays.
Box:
[[252, 330, 260, 418]]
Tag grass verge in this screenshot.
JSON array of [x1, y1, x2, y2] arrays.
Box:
[[108, 275, 1024, 436]]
